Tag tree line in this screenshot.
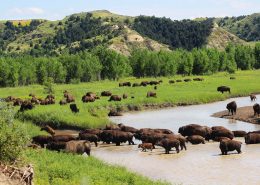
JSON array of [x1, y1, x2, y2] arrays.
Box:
[[0, 44, 259, 87]]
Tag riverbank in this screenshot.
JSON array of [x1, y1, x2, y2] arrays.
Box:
[[212, 106, 260, 125]]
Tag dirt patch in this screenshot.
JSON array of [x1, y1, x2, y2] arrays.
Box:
[[212, 106, 260, 124]]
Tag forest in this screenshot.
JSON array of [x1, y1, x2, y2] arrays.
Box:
[[133, 16, 214, 50], [0, 43, 259, 87]]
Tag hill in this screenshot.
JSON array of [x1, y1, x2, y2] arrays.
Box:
[[217, 13, 260, 42], [0, 10, 255, 56]]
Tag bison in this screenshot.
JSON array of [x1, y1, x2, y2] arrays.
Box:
[[32, 135, 52, 148], [217, 86, 231, 94], [226, 101, 237, 115], [101, 91, 112, 96], [169, 80, 175, 84], [178, 124, 212, 139], [41, 125, 55, 136], [186, 135, 205, 145], [253, 103, 260, 116], [147, 91, 156, 98], [46, 142, 66, 152], [232, 130, 247, 137], [250, 94, 257, 101], [65, 140, 91, 156], [109, 95, 121, 101], [138, 143, 153, 152], [219, 140, 242, 155], [245, 133, 260, 144], [156, 138, 180, 154], [210, 126, 234, 140], [70, 104, 79, 113], [79, 133, 99, 147]]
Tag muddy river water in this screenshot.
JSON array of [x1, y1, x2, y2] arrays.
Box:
[[92, 95, 260, 185]]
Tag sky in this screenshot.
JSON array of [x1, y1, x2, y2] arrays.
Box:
[[0, 0, 260, 21]]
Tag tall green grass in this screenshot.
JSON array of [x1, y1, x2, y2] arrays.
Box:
[[24, 149, 169, 185]]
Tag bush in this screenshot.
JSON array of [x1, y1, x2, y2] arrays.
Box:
[[0, 101, 29, 162]]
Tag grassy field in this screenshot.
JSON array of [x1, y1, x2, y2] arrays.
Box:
[[1, 70, 260, 129], [24, 149, 168, 185]]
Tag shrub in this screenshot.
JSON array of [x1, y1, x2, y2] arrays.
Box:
[[0, 101, 29, 162]]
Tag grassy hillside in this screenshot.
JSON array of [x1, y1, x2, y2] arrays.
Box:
[[0, 10, 254, 55], [206, 23, 246, 50], [217, 13, 260, 42]]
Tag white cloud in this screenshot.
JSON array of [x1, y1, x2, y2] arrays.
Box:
[[10, 7, 44, 15]]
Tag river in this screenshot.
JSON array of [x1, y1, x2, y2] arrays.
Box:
[[92, 95, 260, 185]]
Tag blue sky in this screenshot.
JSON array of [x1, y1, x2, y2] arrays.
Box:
[[0, 0, 260, 20]]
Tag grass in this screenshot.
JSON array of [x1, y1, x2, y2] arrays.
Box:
[[24, 149, 168, 185], [1, 70, 260, 129]]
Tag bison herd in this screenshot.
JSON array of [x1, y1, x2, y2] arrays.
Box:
[[30, 121, 260, 156]]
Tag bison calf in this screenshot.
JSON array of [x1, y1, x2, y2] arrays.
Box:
[[138, 143, 153, 152]]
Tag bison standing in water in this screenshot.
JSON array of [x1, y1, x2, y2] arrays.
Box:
[[186, 135, 205, 145], [250, 94, 257, 101], [217, 86, 231, 94], [65, 140, 91, 156], [138, 143, 153, 152], [226, 101, 237, 115], [178, 124, 212, 139], [156, 138, 180, 154], [253, 103, 260, 116], [219, 140, 242, 155], [245, 133, 260, 144]]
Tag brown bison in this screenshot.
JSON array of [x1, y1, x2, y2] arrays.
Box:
[[210, 126, 234, 140], [140, 81, 149, 86], [5, 96, 16, 102], [169, 80, 175, 84], [217, 86, 231, 94], [101, 91, 112, 96], [178, 124, 212, 139], [78, 133, 99, 147], [245, 133, 260, 144], [184, 79, 191, 82], [157, 138, 180, 154], [132, 83, 140, 87], [52, 135, 78, 142], [123, 94, 128, 99], [119, 82, 131, 87], [109, 95, 121, 101], [164, 134, 187, 150], [138, 143, 153, 152], [226, 101, 237, 115], [193, 78, 204, 81], [230, 77, 236, 80], [219, 140, 242, 155], [147, 91, 157, 98], [46, 142, 66, 152], [65, 140, 91, 156], [108, 110, 122, 117], [118, 124, 139, 133], [232, 130, 247, 137], [186, 135, 205, 144], [13, 98, 23, 106], [32, 135, 52, 148], [46, 94, 55, 99], [253, 103, 260, 116], [70, 104, 79, 113], [149, 81, 159, 85], [41, 125, 56, 136], [250, 94, 257, 101], [20, 101, 34, 112], [98, 130, 134, 146], [82, 95, 95, 103], [176, 80, 182, 82], [59, 99, 67, 105], [64, 93, 75, 103]]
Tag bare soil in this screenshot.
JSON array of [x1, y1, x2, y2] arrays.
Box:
[[212, 106, 260, 124]]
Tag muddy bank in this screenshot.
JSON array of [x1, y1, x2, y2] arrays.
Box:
[[212, 106, 260, 125]]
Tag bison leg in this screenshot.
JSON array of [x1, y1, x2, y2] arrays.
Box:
[[95, 142, 98, 147], [85, 149, 90, 156], [176, 146, 180, 153], [236, 148, 241, 154], [116, 142, 120, 146]]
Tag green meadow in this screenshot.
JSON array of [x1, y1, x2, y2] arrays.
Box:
[[1, 70, 259, 129]]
